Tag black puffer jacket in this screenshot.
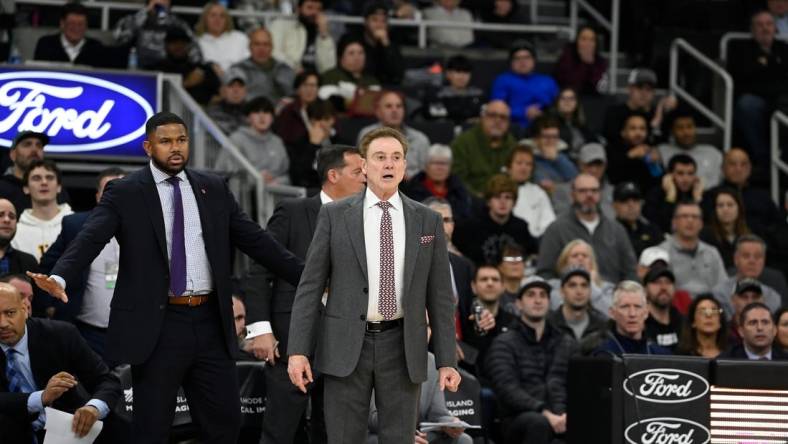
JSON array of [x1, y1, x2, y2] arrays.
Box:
[[484, 320, 576, 418]]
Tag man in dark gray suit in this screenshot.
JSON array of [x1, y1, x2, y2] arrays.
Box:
[[288, 127, 461, 443]]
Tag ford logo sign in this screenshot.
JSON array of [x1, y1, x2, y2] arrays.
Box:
[[625, 417, 710, 444], [0, 70, 155, 155], [623, 368, 709, 404]]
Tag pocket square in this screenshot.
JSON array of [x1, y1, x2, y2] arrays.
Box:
[[420, 235, 434, 245]]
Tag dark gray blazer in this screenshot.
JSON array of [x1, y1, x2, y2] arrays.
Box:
[[288, 190, 457, 383]]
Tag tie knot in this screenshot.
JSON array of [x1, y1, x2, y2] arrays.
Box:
[[166, 176, 181, 186], [377, 201, 392, 211], [5, 348, 17, 359]]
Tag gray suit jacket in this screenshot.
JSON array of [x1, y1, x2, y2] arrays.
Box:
[[288, 190, 457, 383]]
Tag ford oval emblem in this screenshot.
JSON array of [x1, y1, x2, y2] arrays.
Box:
[[625, 417, 710, 444], [0, 70, 155, 154], [623, 368, 710, 404]]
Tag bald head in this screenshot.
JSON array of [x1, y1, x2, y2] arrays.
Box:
[[0, 282, 26, 346], [723, 147, 751, 186]]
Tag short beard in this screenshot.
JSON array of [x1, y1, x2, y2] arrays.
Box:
[[649, 293, 671, 310], [573, 202, 598, 215], [0, 234, 11, 249], [152, 156, 184, 176], [523, 312, 545, 324]]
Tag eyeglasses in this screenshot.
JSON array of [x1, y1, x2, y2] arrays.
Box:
[[573, 187, 600, 194], [442, 217, 454, 223], [502, 256, 523, 262], [483, 112, 510, 121], [674, 214, 701, 220], [698, 307, 723, 317]]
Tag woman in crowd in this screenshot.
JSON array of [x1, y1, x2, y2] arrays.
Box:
[[700, 187, 750, 269], [549, 87, 597, 160], [548, 240, 615, 315], [554, 25, 608, 95], [194, 2, 249, 73], [774, 308, 788, 354], [217, 96, 290, 185], [506, 144, 555, 238], [403, 144, 474, 222], [675, 294, 727, 358], [319, 35, 380, 113], [274, 70, 320, 146]]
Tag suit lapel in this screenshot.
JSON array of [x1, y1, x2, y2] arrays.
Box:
[[25, 321, 46, 391], [401, 193, 422, 297], [344, 192, 368, 279], [139, 167, 168, 262]]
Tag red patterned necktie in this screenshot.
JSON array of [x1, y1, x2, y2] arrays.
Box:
[[377, 201, 396, 320]]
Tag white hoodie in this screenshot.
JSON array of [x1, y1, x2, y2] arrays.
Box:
[[12, 203, 73, 261]]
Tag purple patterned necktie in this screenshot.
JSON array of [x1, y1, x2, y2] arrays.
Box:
[[377, 201, 396, 320], [167, 176, 186, 297]]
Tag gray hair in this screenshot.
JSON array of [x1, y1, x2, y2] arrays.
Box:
[[735, 233, 767, 254], [423, 197, 452, 214], [427, 144, 452, 162], [612, 280, 647, 306]]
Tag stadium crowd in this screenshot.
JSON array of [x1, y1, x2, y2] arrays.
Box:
[[4, 0, 788, 443]]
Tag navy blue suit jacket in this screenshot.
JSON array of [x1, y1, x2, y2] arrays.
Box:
[[37, 211, 91, 322], [49, 166, 304, 365]]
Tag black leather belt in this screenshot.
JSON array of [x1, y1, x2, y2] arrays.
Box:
[[365, 318, 403, 333]]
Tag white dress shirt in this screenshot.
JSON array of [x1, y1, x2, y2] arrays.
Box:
[[77, 237, 119, 328], [363, 188, 405, 321], [149, 162, 214, 295], [246, 189, 335, 339], [60, 34, 85, 62]]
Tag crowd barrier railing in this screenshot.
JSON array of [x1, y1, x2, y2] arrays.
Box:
[[771, 111, 788, 205], [570, 0, 620, 94], [719, 31, 788, 63], [669, 37, 733, 150], [14, 0, 574, 50]]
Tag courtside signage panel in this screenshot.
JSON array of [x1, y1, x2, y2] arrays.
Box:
[[0, 68, 157, 157]]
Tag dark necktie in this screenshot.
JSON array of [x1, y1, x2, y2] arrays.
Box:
[[377, 201, 396, 320], [5, 348, 43, 438], [167, 176, 186, 297]]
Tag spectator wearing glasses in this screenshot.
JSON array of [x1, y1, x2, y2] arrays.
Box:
[[526, 116, 578, 196], [658, 201, 727, 297], [551, 143, 615, 220], [538, 173, 638, 283], [491, 40, 559, 129], [675, 294, 726, 358], [451, 100, 518, 196]]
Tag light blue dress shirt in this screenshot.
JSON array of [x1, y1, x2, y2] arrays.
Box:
[[1, 327, 110, 424]]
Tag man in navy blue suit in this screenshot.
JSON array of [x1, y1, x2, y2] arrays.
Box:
[[29, 112, 303, 444], [37, 167, 126, 358]]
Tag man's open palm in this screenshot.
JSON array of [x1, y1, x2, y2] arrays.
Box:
[[26, 272, 68, 303]]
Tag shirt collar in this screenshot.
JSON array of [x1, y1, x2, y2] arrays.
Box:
[[319, 190, 333, 204], [149, 161, 188, 185], [744, 345, 772, 360], [0, 324, 29, 356], [60, 33, 85, 51], [364, 187, 402, 211]]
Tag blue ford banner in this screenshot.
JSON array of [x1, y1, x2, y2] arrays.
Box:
[[0, 67, 158, 158]]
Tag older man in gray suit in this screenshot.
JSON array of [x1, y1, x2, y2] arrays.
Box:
[[288, 126, 461, 443]]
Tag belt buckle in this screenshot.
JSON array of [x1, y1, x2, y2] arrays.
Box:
[[366, 321, 382, 332], [187, 295, 195, 307]]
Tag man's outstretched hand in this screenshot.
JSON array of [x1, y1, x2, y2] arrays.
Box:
[[26, 272, 68, 303]]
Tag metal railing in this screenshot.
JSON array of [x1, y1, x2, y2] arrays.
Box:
[[569, 0, 619, 93], [719, 32, 788, 63], [669, 38, 733, 150], [161, 74, 266, 227], [15, 0, 573, 49], [771, 111, 788, 205]]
